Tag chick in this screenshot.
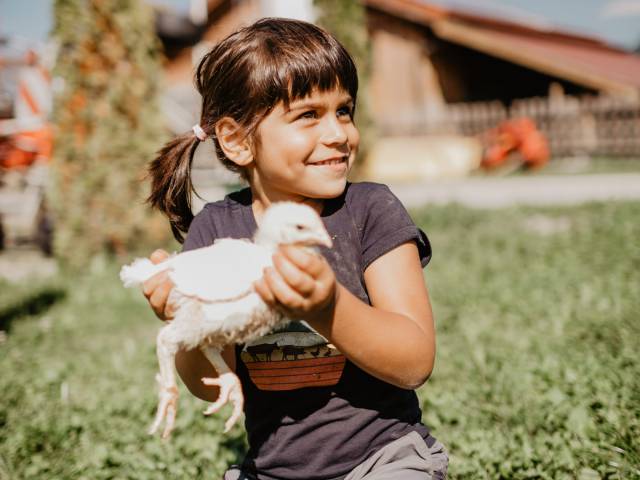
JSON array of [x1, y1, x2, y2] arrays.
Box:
[[121, 202, 332, 438]]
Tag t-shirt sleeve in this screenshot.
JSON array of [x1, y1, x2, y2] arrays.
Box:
[[357, 183, 432, 270], [182, 206, 217, 252]]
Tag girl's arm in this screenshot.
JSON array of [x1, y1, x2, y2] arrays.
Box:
[[254, 242, 435, 390], [175, 346, 236, 401], [142, 249, 235, 402]]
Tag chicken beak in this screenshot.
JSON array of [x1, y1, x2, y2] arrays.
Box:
[[319, 231, 333, 248]]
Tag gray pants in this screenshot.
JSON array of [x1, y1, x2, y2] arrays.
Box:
[[223, 431, 448, 480]]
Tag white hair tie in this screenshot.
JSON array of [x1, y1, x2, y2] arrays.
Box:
[[192, 124, 208, 141]]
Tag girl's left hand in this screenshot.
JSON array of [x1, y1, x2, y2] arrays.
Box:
[[253, 245, 337, 321]]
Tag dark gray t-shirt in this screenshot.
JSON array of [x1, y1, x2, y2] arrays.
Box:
[[183, 181, 435, 480]]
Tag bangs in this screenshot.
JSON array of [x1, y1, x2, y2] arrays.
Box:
[[281, 44, 358, 105], [249, 21, 359, 110]]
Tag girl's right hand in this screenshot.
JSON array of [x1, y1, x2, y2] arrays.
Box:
[[142, 249, 175, 321]]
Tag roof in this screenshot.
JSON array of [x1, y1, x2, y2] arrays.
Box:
[[365, 0, 640, 98]]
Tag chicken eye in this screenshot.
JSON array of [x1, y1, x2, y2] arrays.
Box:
[[295, 224, 305, 231]]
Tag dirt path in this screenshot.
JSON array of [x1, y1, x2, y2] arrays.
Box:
[[0, 248, 57, 283], [387, 173, 640, 209], [2, 173, 639, 283]]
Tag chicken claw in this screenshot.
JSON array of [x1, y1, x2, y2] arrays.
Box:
[[148, 373, 179, 439], [202, 372, 244, 432]]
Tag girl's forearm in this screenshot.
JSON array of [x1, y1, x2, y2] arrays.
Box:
[[306, 283, 435, 390], [175, 348, 219, 401]]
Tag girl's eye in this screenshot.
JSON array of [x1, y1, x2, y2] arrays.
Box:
[[298, 110, 317, 120], [337, 106, 353, 118]]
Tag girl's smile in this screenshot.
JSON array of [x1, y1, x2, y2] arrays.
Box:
[[307, 154, 350, 170]]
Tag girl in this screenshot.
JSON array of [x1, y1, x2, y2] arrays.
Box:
[[143, 17, 448, 480]]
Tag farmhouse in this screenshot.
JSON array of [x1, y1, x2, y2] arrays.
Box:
[[155, 0, 640, 181]]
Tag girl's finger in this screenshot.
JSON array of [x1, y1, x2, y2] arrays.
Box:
[[253, 278, 276, 307], [150, 249, 170, 264], [280, 245, 325, 278], [164, 300, 176, 320], [149, 280, 173, 319], [143, 271, 168, 299], [273, 251, 316, 296], [263, 267, 305, 311]]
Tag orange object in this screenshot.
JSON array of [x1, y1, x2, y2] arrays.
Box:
[[0, 49, 53, 170], [0, 126, 53, 169], [482, 117, 550, 169]]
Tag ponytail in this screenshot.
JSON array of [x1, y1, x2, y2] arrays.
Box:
[[147, 133, 199, 243]]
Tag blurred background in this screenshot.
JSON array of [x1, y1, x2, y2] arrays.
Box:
[[0, 1, 638, 479]]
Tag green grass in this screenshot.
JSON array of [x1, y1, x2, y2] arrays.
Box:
[[485, 156, 640, 177], [1, 201, 639, 479], [542, 157, 640, 175], [413, 201, 640, 479]]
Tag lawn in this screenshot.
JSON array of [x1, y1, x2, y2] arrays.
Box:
[[1, 201, 638, 479], [487, 156, 640, 177]]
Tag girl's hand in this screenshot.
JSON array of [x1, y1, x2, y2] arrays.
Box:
[[253, 245, 337, 321], [142, 249, 175, 321]]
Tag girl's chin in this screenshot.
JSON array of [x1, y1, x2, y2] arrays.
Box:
[[304, 178, 348, 199]]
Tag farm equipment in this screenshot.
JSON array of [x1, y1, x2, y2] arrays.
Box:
[[481, 117, 550, 171], [0, 49, 54, 254]]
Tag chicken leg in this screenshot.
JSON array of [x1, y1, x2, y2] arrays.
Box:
[[200, 346, 244, 433], [148, 323, 180, 439]]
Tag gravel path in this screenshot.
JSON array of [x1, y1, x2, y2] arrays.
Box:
[[387, 173, 640, 209], [2, 173, 639, 283]]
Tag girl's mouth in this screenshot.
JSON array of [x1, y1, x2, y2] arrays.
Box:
[[311, 156, 348, 166]]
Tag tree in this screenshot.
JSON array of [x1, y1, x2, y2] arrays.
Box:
[[51, 0, 169, 269]]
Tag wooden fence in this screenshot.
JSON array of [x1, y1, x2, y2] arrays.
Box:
[[379, 95, 640, 158]]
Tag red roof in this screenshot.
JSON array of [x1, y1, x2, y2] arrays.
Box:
[[366, 0, 640, 97]]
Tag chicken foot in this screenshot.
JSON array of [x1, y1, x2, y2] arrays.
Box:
[[200, 346, 244, 433]]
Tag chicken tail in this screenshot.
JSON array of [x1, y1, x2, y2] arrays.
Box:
[[120, 258, 169, 287]]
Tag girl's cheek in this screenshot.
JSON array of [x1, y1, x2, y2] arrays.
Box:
[[288, 131, 317, 150], [348, 125, 361, 150]]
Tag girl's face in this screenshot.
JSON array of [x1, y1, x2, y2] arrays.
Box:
[[249, 87, 360, 206]]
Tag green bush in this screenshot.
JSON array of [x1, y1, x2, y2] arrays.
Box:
[[50, 0, 169, 270]]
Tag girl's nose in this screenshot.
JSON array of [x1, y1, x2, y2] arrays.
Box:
[[321, 115, 348, 146]]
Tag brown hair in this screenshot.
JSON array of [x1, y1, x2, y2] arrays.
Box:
[[148, 17, 359, 242]]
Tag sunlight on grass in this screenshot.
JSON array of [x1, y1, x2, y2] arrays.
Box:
[[413, 202, 640, 479]]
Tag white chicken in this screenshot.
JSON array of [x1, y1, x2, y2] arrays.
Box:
[[120, 202, 332, 438]]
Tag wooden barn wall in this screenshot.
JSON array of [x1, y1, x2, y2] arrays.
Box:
[[366, 10, 448, 132]]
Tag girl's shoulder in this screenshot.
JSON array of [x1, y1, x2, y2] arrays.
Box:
[[343, 181, 432, 269], [344, 180, 392, 201], [196, 187, 251, 219], [202, 187, 251, 211], [183, 188, 253, 251], [343, 181, 408, 222]]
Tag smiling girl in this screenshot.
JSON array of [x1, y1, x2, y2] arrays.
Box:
[[143, 17, 447, 480]]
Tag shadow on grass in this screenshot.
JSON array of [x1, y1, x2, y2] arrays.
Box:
[[0, 287, 66, 332], [221, 432, 250, 469]]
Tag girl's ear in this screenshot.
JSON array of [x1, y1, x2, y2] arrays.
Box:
[[215, 117, 254, 167]]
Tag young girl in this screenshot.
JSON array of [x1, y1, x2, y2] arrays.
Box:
[[143, 17, 448, 480]]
